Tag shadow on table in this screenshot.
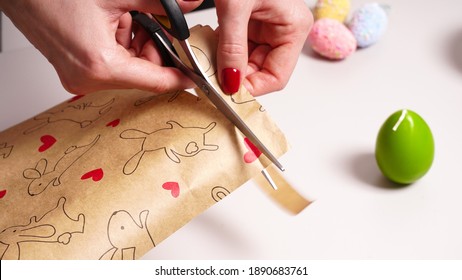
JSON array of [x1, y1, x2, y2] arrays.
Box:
[[447, 28, 462, 75], [349, 152, 407, 190]]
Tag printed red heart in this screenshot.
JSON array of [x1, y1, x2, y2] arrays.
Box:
[[0, 189, 6, 199], [68, 95, 84, 103], [106, 119, 120, 128], [81, 168, 104, 182], [243, 137, 262, 163], [162, 182, 180, 198], [38, 135, 57, 152]]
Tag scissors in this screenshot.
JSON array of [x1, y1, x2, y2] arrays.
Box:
[[130, 0, 285, 177]]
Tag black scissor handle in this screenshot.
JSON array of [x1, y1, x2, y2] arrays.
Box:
[[131, 11, 176, 67], [153, 0, 190, 41]]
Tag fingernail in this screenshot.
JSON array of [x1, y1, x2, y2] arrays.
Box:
[[221, 68, 240, 95]]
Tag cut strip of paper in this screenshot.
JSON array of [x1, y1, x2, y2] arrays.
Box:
[[254, 164, 312, 215]]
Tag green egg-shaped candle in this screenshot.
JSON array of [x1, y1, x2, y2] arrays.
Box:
[[375, 109, 434, 184]]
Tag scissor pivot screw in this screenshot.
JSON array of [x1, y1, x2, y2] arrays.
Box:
[[201, 85, 210, 94]]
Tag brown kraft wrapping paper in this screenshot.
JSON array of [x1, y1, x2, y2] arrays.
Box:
[[0, 25, 309, 260]]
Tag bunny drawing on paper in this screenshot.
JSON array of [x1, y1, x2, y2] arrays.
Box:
[[120, 121, 218, 175], [0, 142, 13, 159], [99, 210, 155, 260], [24, 97, 115, 134], [0, 197, 85, 260], [23, 135, 100, 196]]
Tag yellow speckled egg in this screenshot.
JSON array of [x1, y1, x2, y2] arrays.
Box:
[[314, 0, 351, 22]]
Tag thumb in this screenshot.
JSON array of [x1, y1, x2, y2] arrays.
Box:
[[215, 1, 252, 94], [109, 56, 195, 93]]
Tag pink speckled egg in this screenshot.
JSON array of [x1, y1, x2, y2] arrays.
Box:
[[308, 18, 357, 60]]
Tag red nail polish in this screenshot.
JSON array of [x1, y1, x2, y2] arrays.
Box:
[[221, 68, 240, 95]]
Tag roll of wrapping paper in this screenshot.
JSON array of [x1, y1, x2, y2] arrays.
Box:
[[0, 25, 310, 260]]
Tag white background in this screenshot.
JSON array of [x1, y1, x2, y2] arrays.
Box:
[[1, 0, 462, 259]]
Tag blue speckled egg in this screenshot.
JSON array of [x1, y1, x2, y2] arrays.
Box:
[[348, 3, 388, 48]]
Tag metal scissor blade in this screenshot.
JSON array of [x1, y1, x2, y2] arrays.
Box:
[[199, 81, 285, 172], [155, 33, 285, 172]]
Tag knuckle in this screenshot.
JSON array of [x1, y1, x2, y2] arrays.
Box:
[[60, 78, 91, 95], [290, 3, 314, 35], [219, 42, 247, 58], [150, 78, 169, 93], [273, 78, 287, 92], [270, 72, 290, 92], [58, 72, 88, 95], [60, 80, 80, 95], [147, 71, 173, 94], [58, 62, 109, 95], [84, 56, 112, 83], [59, 78, 77, 95]]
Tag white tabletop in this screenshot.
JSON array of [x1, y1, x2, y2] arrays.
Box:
[[1, 0, 462, 259]]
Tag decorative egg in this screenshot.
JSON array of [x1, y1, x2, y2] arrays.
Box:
[[308, 18, 357, 60], [314, 0, 351, 22], [348, 3, 388, 48], [375, 109, 434, 185]]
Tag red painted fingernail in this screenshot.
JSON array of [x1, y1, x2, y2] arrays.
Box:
[[221, 68, 240, 95]]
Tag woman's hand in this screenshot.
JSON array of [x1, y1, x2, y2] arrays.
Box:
[[1, 0, 312, 97], [0, 0, 203, 95], [215, 0, 313, 96]]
